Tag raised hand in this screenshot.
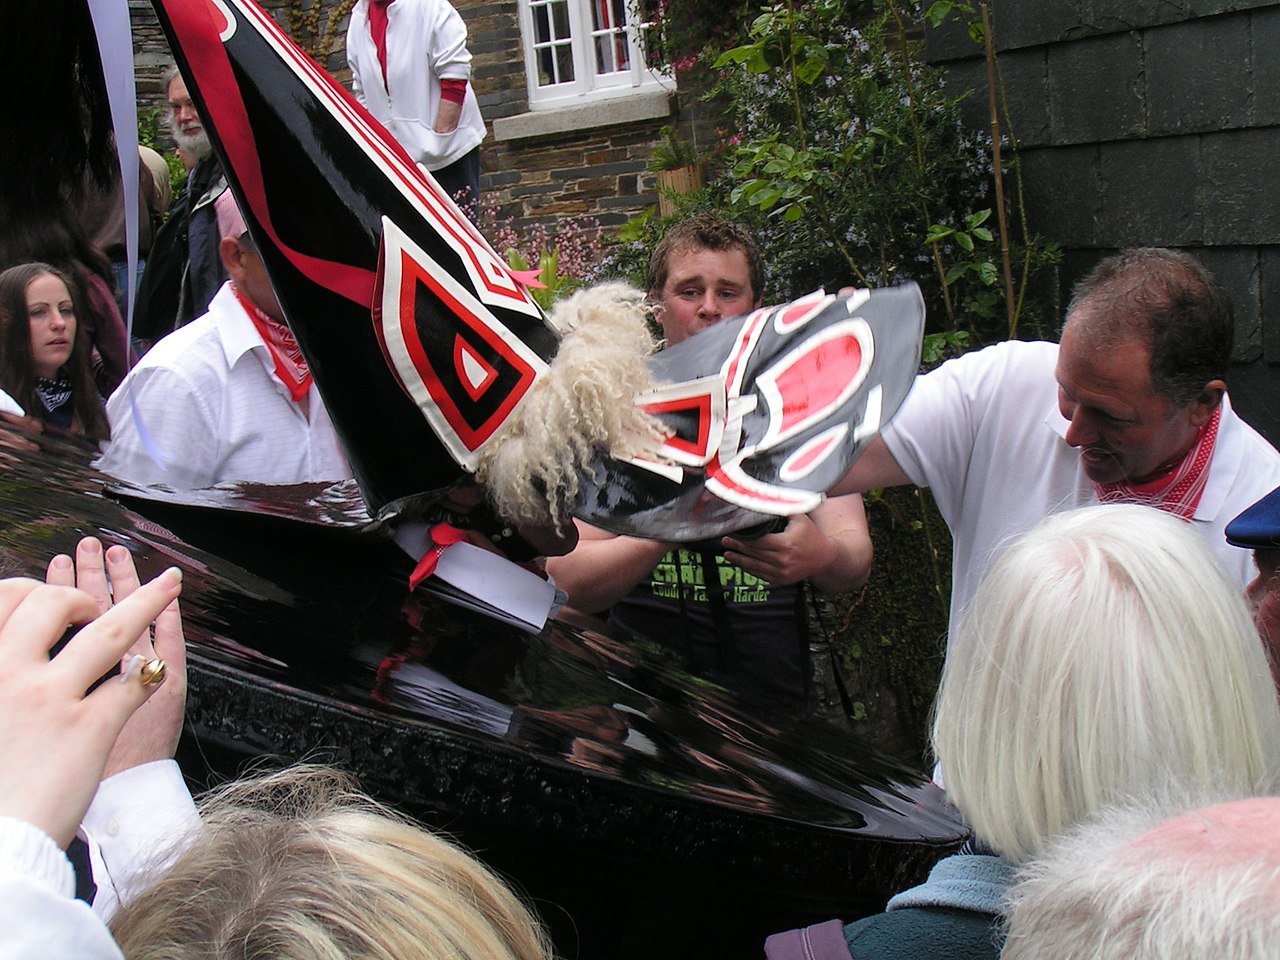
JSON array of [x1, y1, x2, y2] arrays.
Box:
[[0, 563, 182, 848], [46, 538, 187, 780]]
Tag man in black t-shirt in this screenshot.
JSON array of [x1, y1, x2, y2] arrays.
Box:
[[547, 213, 872, 712]]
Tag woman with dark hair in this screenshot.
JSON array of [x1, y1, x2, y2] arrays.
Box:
[[0, 210, 131, 397], [0, 262, 110, 441]]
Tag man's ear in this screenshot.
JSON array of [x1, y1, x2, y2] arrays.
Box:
[[1187, 379, 1226, 427], [218, 235, 244, 276]]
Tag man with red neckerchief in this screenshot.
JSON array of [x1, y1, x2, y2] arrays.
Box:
[[97, 224, 351, 490], [830, 247, 1280, 650]]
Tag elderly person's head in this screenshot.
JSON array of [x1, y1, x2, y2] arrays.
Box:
[[1001, 797, 1280, 960], [110, 765, 551, 960], [1227, 485, 1280, 689], [933, 504, 1280, 864], [162, 64, 211, 161]]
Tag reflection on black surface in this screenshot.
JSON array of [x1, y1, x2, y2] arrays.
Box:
[[0, 416, 961, 841]]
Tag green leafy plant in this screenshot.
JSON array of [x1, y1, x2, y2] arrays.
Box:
[[480, 199, 607, 311], [687, 0, 1058, 344], [137, 107, 187, 201], [648, 125, 699, 172], [504, 247, 568, 312]]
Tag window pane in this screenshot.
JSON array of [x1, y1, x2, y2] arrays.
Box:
[[591, 0, 615, 31], [536, 46, 555, 85], [640, 21, 661, 69], [533, 3, 550, 44], [551, 0, 570, 39], [601, 33, 630, 73], [555, 42, 575, 84], [530, 0, 574, 86], [522, 0, 670, 101], [594, 33, 614, 74], [591, 0, 630, 75]]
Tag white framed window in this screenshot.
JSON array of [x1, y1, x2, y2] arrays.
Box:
[[517, 0, 671, 108]]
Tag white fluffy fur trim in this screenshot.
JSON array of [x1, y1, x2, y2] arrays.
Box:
[[476, 281, 670, 527]]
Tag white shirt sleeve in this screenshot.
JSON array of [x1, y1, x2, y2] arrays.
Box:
[[82, 761, 200, 921], [879, 341, 1029, 523], [429, 0, 473, 81], [0, 390, 22, 417], [346, 3, 368, 103], [97, 364, 220, 489], [0, 817, 123, 960]]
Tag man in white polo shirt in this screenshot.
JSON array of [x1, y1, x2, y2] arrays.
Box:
[[832, 247, 1280, 646]]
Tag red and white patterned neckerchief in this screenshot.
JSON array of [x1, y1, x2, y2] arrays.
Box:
[[232, 284, 312, 403], [1094, 405, 1222, 520]]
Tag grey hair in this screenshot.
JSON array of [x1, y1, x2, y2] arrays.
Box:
[[933, 504, 1280, 863], [1002, 798, 1280, 960]]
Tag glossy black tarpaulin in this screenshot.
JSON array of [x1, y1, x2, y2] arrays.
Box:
[[0, 426, 963, 957]]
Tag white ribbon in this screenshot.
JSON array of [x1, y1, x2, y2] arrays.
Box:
[[87, 0, 169, 470]]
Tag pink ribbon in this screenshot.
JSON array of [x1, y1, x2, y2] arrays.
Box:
[[505, 266, 547, 290]]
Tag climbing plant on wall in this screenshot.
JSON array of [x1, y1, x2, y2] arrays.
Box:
[[277, 0, 355, 65]]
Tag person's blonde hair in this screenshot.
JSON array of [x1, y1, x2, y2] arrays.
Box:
[[932, 504, 1280, 863], [110, 765, 553, 960]]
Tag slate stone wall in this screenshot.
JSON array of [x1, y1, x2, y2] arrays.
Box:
[[926, 1, 1280, 442]]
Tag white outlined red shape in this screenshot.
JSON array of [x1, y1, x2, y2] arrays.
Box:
[[376, 217, 548, 469], [636, 376, 726, 468], [755, 319, 874, 450], [205, 0, 541, 316], [779, 424, 851, 483], [701, 299, 876, 515]]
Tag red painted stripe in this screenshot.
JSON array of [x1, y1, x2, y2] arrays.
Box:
[[160, 0, 376, 306], [230, 0, 537, 309], [722, 308, 769, 394], [641, 393, 713, 458]]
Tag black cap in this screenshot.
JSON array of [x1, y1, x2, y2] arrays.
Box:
[[1225, 486, 1280, 549]]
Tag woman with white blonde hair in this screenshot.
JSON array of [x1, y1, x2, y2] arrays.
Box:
[[766, 504, 1280, 960], [935, 503, 1280, 864]]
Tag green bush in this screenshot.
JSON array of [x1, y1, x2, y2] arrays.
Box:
[[619, 0, 1059, 349]]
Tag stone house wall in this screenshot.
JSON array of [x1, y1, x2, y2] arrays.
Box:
[[927, 0, 1280, 441], [126, 0, 712, 240]]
